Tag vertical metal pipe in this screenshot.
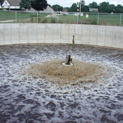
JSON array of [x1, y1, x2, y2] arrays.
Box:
[[120, 14, 122, 26], [72, 35, 75, 44], [15, 11, 17, 22], [80, 0, 81, 16], [37, 11, 38, 23], [77, 15, 79, 24], [97, 13, 99, 25], [58, 14, 59, 23]]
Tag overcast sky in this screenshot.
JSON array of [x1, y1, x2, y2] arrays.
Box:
[[47, 0, 123, 7]]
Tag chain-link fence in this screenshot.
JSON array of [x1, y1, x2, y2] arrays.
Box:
[[0, 10, 123, 26]]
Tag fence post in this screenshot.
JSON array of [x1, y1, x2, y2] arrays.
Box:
[[77, 15, 79, 24], [58, 14, 59, 23], [120, 13, 122, 26], [15, 11, 17, 22], [37, 11, 38, 23], [97, 13, 99, 25]]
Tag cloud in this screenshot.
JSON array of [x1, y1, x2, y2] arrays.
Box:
[[111, 1, 122, 5], [72, 0, 80, 2]]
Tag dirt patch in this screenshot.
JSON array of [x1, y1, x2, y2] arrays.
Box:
[[26, 60, 106, 84], [0, 20, 16, 23]]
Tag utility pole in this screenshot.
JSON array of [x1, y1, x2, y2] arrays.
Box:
[[80, 0, 85, 16], [79, 0, 81, 16]]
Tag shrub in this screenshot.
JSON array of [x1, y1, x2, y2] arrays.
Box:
[[50, 17, 56, 23], [41, 18, 47, 23], [91, 19, 97, 25], [58, 20, 63, 23]]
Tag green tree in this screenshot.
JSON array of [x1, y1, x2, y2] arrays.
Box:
[[108, 4, 115, 13], [80, 1, 88, 12], [31, 0, 47, 11], [0, 0, 4, 5], [20, 0, 31, 10], [89, 2, 98, 8], [115, 4, 123, 13], [99, 2, 110, 12], [48, 4, 52, 8], [52, 4, 63, 11], [69, 3, 77, 12], [64, 7, 69, 10], [64, 7, 71, 12], [81, 5, 89, 12]]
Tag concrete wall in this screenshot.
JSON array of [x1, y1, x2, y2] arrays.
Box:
[[0, 23, 123, 49]]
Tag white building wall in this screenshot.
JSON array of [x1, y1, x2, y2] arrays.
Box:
[[0, 23, 123, 49], [2, 0, 10, 8]]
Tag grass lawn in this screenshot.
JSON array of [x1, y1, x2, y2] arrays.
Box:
[[0, 11, 48, 23], [41, 13, 123, 26], [0, 11, 123, 26], [58, 13, 123, 26]]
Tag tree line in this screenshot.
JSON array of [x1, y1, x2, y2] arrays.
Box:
[[0, 0, 123, 13], [51, 2, 123, 13], [0, 0, 47, 11]]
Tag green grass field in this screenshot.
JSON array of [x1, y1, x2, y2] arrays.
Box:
[[0, 11, 123, 26], [42, 13, 123, 26], [57, 14, 123, 26], [0, 11, 48, 23]]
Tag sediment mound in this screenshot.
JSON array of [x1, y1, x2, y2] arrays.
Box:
[[26, 60, 106, 84]]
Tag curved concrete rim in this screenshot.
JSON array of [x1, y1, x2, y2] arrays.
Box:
[[0, 23, 123, 49]]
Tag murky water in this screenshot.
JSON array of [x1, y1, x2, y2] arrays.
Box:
[[0, 44, 123, 123]]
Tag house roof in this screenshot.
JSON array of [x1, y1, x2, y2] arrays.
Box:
[[2, 0, 10, 7], [7, 0, 21, 6], [26, 6, 55, 13]]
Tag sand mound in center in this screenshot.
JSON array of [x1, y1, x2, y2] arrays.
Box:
[[26, 60, 106, 84]]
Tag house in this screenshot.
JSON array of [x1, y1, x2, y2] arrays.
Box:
[[89, 8, 98, 12], [26, 6, 55, 13], [62, 9, 68, 12], [1, 0, 54, 13], [42, 6, 54, 13], [2, 0, 21, 10], [1, 0, 10, 9]]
